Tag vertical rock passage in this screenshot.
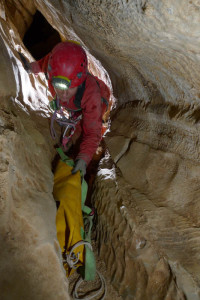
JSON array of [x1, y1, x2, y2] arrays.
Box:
[[2, 0, 200, 299], [93, 154, 200, 299], [0, 6, 70, 299]]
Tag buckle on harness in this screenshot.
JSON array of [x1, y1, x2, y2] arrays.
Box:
[[61, 114, 82, 150], [50, 105, 82, 150]]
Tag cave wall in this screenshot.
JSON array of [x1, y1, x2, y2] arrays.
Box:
[[0, 5, 70, 300], [33, 0, 200, 107], [1, 0, 200, 299]]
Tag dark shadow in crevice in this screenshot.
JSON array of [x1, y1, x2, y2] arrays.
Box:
[[23, 10, 61, 60]]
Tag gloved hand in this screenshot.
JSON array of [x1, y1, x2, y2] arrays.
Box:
[[18, 52, 31, 73], [71, 159, 87, 176]]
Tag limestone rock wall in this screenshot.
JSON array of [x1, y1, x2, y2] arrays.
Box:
[[0, 6, 70, 300], [93, 100, 200, 298], [1, 0, 200, 299], [92, 156, 191, 299], [33, 0, 200, 108], [4, 0, 36, 38]]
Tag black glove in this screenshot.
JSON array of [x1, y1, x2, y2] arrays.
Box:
[[71, 159, 87, 176], [18, 52, 31, 73]]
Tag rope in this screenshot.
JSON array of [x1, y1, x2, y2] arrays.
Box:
[[72, 271, 107, 300], [50, 109, 76, 139], [64, 239, 106, 300], [63, 240, 93, 269], [50, 105, 82, 150]]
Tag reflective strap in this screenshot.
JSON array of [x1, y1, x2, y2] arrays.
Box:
[[49, 99, 58, 111], [56, 147, 74, 167]]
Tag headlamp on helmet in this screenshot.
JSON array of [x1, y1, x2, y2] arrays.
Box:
[[48, 42, 88, 88], [52, 76, 71, 90]]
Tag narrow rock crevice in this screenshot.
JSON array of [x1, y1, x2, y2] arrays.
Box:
[[23, 10, 61, 60], [1, 1, 200, 300]]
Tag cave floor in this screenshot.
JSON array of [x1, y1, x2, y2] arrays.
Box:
[[68, 239, 122, 300]]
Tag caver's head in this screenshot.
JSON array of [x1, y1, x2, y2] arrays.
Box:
[[47, 41, 88, 101]]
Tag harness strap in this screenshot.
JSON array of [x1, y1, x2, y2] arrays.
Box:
[[74, 80, 86, 109], [56, 147, 74, 166], [101, 97, 109, 109], [73, 73, 109, 111]]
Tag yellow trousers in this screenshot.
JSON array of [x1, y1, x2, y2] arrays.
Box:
[[53, 160, 84, 276]]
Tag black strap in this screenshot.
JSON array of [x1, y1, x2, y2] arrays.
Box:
[[73, 74, 105, 110], [74, 80, 86, 109], [101, 97, 109, 109]]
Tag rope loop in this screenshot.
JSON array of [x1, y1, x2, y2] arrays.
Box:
[[63, 241, 93, 270], [73, 271, 107, 300]]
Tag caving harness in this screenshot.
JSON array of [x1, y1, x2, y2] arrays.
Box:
[[50, 96, 82, 150], [50, 75, 109, 150], [53, 148, 106, 299]]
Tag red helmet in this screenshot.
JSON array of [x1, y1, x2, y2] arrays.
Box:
[[47, 41, 88, 90]]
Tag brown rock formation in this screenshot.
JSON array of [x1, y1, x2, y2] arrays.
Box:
[[0, 3, 69, 299], [1, 0, 200, 299]]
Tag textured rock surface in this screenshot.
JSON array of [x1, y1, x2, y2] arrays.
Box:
[[1, 0, 200, 299], [4, 0, 36, 38], [0, 5, 70, 300], [92, 156, 200, 299], [33, 0, 200, 107]]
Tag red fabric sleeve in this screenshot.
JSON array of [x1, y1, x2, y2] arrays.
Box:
[[94, 76, 111, 100], [76, 76, 102, 165], [29, 54, 50, 74], [29, 54, 56, 97]]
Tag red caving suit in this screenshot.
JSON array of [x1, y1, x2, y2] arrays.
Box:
[[30, 54, 110, 165]]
